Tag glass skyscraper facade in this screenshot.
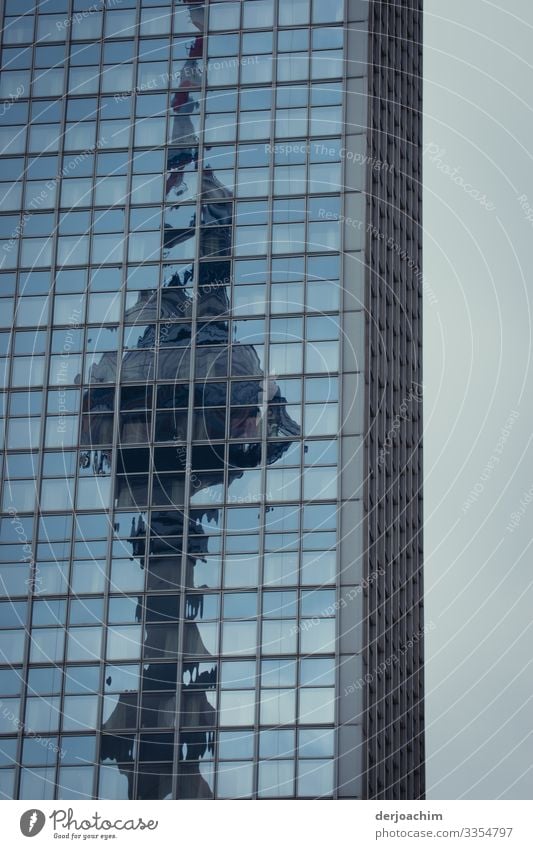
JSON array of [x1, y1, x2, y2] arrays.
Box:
[[0, 0, 424, 800]]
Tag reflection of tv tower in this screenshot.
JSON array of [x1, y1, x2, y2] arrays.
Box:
[[166, 16, 204, 195], [89, 0, 300, 799]]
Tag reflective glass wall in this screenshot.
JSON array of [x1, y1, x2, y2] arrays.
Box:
[[0, 0, 367, 799]]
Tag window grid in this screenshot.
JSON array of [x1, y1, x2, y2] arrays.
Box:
[[0, 0, 368, 800]]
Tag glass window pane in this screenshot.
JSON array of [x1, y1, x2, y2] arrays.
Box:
[[19, 767, 55, 800], [279, 0, 310, 26], [243, 0, 274, 27], [259, 728, 295, 759], [300, 618, 336, 654], [218, 730, 254, 760], [106, 626, 142, 660], [262, 620, 297, 655], [219, 691, 255, 727], [62, 696, 99, 731], [57, 766, 95, 800], [258, 759, 294, 798], [25, 696, 61, 733], [259, 689, 295, 725], [297, 758, 334, 797], [66, 627, 103, 662], [299, 727, 335, 757], [216, 761, 253, 798], [29, 629, 65, 664], [0, 631, 25, 664], [222, 622, 256, 656]]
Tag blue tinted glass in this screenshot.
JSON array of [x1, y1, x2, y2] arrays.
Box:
[[310, 82, 342, 105], [136, 94, 167, 117], [64, 665, 100, 694], [185, 594, 219, 621], [22, 736, 59, 767], [32, 598, 67, 626], [27, 666, 63, 695], [35, 44, 66, 67], [97, 152, 129, 176], [0, 669, 23, 696], [51, 327, 83, 351], [138, 39, 170, 61], [54, 269, 87, 293], [278, 29, 309, 52], [0, 515, 33, 543], [300, 658, 335, 686], [69, 598, 105, 625], [308, 196, 341, 220], [299, 728, 335, 757], [0, 738, 17, 766], [58, 211, 91, 235], [103, 42, 135, 64], [218, 731, 254, 760], [0, 162, 25, 188], [208, 34, 239, 56], [62, 154, 93, 177], [261, 659, 297, 687], [9, 392, 43, 416], [240, 88, 272, 110], [5, 0, 34, 13], [312, 27, 343, 50], [1, 102, 29, 124], [46, 392, 79, 418], [132, 149, 165, 173], [205, 89, 238, 113], [242, 31, 273, 53], [0, 600, 27, 627], [27, 156, 58, 180], [39, 515, 72, 541], [30, 100, 61, 123], [310, 139, 341, 162], [262, 591, 297, 618], [104, 663, 141, 692], [70, 42, 100, 66], [2, 46, 32, 69], [0, 216, 19, 239], [4, 453, 38, 478], [303, 504, 338, 529], [100, 95, 132, 118], [305, 377, 338, 403], [22, 214, 55, 238], [220, 661, 256, 689], [301, 531, 336, 550], [223, 593, 257, 619], [19, 271, 51, 295], [74, 514, 109, 539], [304, 440, 337, 466], [259, 729, 295, 758], [307, 254, 340, 279], [108, 596, 140, 624], [225, 508, 261, 533], [277, 86, 307, 107], [66, 98, 98, 121], [264, 506, 300, 532], [301, 589, 336, 617], [93, 209, 125, 234], [60, 735, 97, 765], [90, 267, 122, 291], [42, 450, 78, 475], [40, 0, 68, 12]]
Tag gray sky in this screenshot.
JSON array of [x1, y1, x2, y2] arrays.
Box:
[[424, 0, 533, 799]]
